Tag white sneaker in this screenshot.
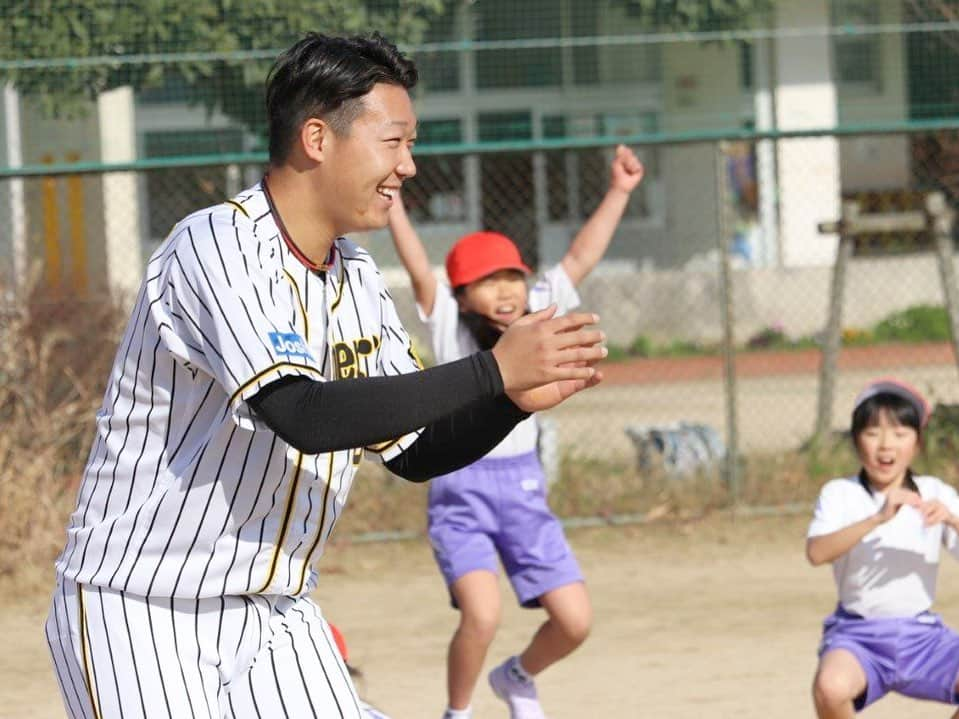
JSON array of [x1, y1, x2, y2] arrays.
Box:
[[487, 657, 547, 719]]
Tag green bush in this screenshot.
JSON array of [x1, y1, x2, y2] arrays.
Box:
[[872, 304, 951, 343], [629, 335, 654, 358], [605, 303, 953, 363], [605, 335, 710, 360]]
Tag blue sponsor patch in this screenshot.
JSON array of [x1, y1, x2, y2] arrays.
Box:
[[269, 331, 314, 360]]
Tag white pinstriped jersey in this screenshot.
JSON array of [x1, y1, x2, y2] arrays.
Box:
[[55, 181, 423, 599]]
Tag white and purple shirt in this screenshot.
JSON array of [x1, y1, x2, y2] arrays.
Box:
[[808, 474, 959, 618]]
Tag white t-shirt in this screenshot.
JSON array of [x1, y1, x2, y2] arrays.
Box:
[[420, 265, 580, 458], [807, 474, 959, 618]]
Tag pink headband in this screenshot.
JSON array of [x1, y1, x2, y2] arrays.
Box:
[[853, 377, 932, 427]]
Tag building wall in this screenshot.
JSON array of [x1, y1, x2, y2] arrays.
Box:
[[385, 252, 955, 353], [18, 95, 109, 294], [660, 42, 744, 269], [836, 0, 912, 192], [0, 0, 929, 297], [773, 0, 841, 267]]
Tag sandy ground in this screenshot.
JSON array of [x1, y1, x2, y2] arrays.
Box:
[[6, 513, 959, 719]]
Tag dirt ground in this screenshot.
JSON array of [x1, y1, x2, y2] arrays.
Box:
[[6, 513, 959, 719]]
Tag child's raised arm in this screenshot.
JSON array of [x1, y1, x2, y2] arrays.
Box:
[[560, 144, 644, 286], [387, 194, 438, 317]]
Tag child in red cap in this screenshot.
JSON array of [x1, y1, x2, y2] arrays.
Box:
[[388, 145, 643, 719], [807, 377, 959, 718]]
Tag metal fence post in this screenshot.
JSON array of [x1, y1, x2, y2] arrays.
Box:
[[928, 192, 959, 373], [716, 142, 739, 500], [815, 201, 858, 442]]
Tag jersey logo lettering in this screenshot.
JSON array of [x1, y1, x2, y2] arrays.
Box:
[[269, 331, 314, 360], [333, 334, 380, 379]]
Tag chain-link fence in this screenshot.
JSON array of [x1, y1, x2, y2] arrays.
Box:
[[4, 1, 959, 541]]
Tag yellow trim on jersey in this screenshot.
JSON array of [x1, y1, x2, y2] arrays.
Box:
[[76, 585, 103, 719], [407, 339, 425, 370], [228, 362, 324, 408], [294, 451, 337, 596], [224, 199, 250, 218], [365, 435, 404, 453], [257, 451, 304, 593], [282, 269, 311, 342]]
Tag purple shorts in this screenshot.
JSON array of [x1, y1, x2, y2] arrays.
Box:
[[427, 451, 582, 608], [819, 605, 959, 711]]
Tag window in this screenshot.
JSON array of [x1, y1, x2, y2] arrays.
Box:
[[569, 1, 600, 86], [405, 120, 466, 222], [474, 0, 562, 89], [478, 112, 533, 142], [832, 0, 881, 88], [739, 42, 754, 91], [543, 113, 660, 223], [412, 5, 460, 93]]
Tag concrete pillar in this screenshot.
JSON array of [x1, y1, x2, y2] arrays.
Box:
[[98, 86, 143, 298], [753, 38, 779, 267], [2, 84, 26, 293], [774, 0, 841, 267]]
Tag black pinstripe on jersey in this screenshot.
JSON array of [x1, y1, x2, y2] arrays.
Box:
[[48, 577, 363, 717], [56, 181, 424, 599]]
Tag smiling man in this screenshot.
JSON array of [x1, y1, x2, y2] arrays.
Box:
[[45, 33, 607, 719]]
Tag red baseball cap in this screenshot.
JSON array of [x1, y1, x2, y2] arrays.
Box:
[[445, 231, 532, 288]]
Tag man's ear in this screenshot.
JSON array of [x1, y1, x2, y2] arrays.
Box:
[[300, 117, 330, 163]]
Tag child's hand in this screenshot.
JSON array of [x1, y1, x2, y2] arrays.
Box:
[[918, 499, 957, 527], [877, 487, 922, 523], [609, 144, 644, 194]]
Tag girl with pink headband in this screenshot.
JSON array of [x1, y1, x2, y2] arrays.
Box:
[[807, 377, 959, 718]]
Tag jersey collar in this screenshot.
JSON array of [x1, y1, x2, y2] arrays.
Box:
[[261, 175, 336, 273]]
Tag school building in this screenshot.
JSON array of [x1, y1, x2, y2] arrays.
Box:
[[0, 0, 947, 299]]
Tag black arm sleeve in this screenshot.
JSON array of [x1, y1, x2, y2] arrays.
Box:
[[383, 394, 529, 482], [247, 350, 514, 455]]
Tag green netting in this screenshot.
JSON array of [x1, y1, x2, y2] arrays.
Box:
[[0, 0, 958, 173]]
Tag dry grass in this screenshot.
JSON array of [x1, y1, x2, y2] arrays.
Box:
[[0, 280, 125, 588]]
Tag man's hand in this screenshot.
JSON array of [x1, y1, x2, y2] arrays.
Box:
[[877, 487, 922, 523], [610, 144, 644, 195], [491, 306, 606, 392]]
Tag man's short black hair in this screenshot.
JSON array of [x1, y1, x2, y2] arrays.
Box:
[[266, 32, 418, 163]]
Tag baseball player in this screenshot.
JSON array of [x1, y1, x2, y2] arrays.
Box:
[[44, 32, 606, 719], [387, 145, 643, 719]]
